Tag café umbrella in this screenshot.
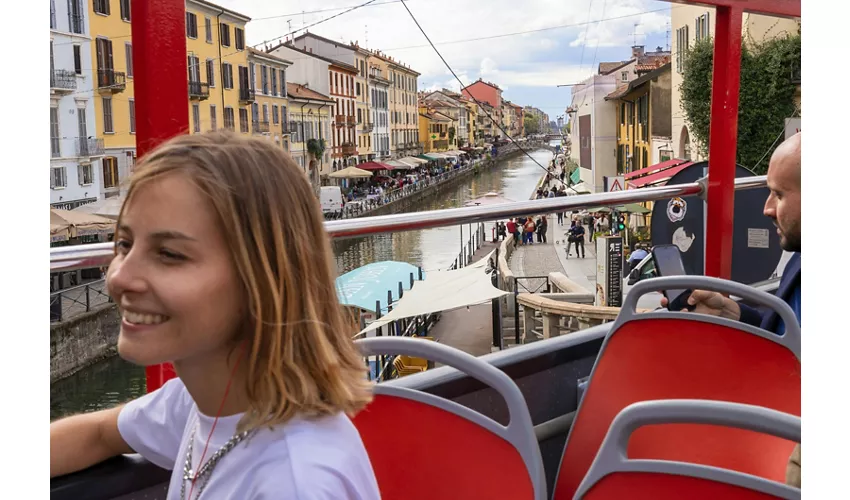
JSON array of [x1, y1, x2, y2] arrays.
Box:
[[328, 166, 373, 179], [50, 208, 115, 240]]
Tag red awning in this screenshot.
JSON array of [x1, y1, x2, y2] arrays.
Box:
[[357, 161, 395, 171], [627, 161, 694, 188], [624, 158, 689, 180]]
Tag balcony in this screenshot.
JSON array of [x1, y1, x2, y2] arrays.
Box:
[[346, 116, 356, 127], [281, 122, 290, 134], [335, 114, 346, 128], [341, 143, 357, 156], [97, 69, 126, 93], [76, 137, 105, 157], [188, 81, 210, 100], [239, 87, 255, 103], [51, 70, 77, 93], [361, 122, 374, 132], [432, 139, 449, 150], [252, 120, 270, 134]]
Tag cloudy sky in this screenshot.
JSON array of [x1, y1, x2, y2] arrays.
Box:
[[215, 0, 673, 119]]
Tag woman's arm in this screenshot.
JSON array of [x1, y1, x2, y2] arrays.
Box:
[[50, 405, 133, 478]]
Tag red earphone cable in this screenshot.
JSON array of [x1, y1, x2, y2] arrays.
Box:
[[187, 341, 249, 499]]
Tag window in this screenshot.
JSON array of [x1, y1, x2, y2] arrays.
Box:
[[205, 17, 212, 43], [221, 63, 233, 89], [220, 23, 231, 47], [120, 0, 131, 21], [356, 82, 361, 96], [621, 71, 628, 81], [102, 97, 114, 133], [272, 105, 279, 124], [235, 28, 245, 50], [224, 107, 235, 130], [676, 26, 690, 73], [51, 167, 67, 189], [125, 43, 133, 77], [192, 104, 201, 132], [262, 104, 269, 123], [102, 157, 119, 188], [270, 69, 277, 96], [186, 12, 198, 39], [206, 59, 215, 87], [77, 163, 93, 186], [695, 13, 710, 42], [188, 55, 201, 82], [280, 70, 287, 97], [357, 108, 362, 123], [261, 66, 268, 94], [210, 105, 217, 130], [94, 0, 109, 15], [239, 108, 249, 132], [50, 107, 60, 157], [69, 45, 82, 75], [129, 99, 136, 133]]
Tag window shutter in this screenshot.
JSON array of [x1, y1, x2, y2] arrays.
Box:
[[78, 165, 84, 185], [50, 169, 56, 188]]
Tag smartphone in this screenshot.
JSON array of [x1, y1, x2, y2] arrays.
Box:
[[651, 244, 695, 311]]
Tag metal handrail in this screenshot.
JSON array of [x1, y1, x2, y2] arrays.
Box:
[[49, 176, 766, 272]]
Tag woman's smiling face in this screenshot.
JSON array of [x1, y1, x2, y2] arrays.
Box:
[[107, 172, 245, 367]]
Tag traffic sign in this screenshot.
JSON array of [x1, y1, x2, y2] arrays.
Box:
[[604, 176, 624, 192]]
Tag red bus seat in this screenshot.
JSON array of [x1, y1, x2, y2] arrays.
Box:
[[553, 276, 801, 499], [353, 336, 547, 500], [576, 399, 801, 499]]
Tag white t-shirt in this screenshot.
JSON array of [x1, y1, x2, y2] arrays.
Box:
[[117, 378, 381, 500]]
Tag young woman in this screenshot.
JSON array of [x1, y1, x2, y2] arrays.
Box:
[[50, 132, 380, 499]]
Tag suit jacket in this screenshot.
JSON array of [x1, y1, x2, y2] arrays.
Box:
[[739, 253, 801, 333]]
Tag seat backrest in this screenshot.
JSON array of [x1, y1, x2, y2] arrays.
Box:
[[353, 336, 546, 500], [553, 276, 801, 499], [576, 399, 801, 500]]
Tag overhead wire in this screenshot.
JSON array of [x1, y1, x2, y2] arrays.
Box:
[[398, 0, 575, 193]]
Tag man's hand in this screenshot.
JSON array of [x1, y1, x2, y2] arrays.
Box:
[[660, 290, 742, 321]]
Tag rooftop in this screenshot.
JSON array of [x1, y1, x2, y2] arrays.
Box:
[[187, 0, 251, 22], [247, 47, 293, 66], [285, 82, 335, 103]]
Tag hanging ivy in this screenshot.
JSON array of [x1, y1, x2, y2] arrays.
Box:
[[679, 33, 800, 174]]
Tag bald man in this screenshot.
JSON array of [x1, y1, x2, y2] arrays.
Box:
[[665, 132, 802, 333]]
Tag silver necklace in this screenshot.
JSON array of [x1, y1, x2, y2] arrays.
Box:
[[180, 423, 254, 500]]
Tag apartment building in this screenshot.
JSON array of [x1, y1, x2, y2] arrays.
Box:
[[246, 48, 292, 150], [369, 65, 391, 159], [51, 0, 104, 209], [87, 0, 252, 198], [286, 83, 334, 186], [671, 7, 800, 160], [369, 50, 420, 158], [462, 80, 503, 140]]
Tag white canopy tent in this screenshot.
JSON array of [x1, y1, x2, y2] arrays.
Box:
[[356, 251, 508, 337]]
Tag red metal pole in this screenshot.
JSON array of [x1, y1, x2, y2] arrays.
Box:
[[131, 0, 188, 392], [703, 6, 743, 279]]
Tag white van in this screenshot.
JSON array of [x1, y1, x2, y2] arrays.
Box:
[[320, 186, 344, 217]]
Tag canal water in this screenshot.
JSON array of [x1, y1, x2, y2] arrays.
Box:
[[50, 146, 556, 420]]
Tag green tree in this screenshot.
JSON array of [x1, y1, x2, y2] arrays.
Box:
[[448, 126, 456, 145], [679, 34, 800, 174], [306, 138, 326, 190], [523, 115, 540, 135]]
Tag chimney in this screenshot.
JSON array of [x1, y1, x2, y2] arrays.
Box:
[[632, 45, 645, 58], [656, 45, 663, 52]]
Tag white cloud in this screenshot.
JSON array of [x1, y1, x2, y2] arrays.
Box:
[[212, 0, 671, 101]]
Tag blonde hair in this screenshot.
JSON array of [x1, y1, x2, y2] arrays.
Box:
[[119, 131, 372, 431]]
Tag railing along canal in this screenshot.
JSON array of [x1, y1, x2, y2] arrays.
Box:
[[50, 176, 767, 272]]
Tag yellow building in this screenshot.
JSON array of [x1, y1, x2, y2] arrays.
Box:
[[89, 0, 137, 197], [184, 0, 250, 135], [461, 98, 478, 146], [606, 63, 672, 174], [418, 107, 453, 153], [88, 0, 252, 195], [286, 83, 335, 188], [368, 50, 420, 159], [246, 48, 292, 151]]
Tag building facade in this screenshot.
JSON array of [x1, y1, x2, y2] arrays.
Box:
[[566, 73, 618, 192], [418, 109, 453, 153], [462, 80, 504, 139], [51, 0, 104, 209], [246, 48, 292, 151], [328, 62, 359, 169], [606, 63, 673, 175], [368, 51, 420, 159], [286, 83, 334, 186], [671, 8, 799, 160], [88, 0, 138, 199], [369, 66, 391, 159]]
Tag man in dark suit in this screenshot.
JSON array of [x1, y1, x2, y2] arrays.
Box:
[[667, 132, 801, 333]]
